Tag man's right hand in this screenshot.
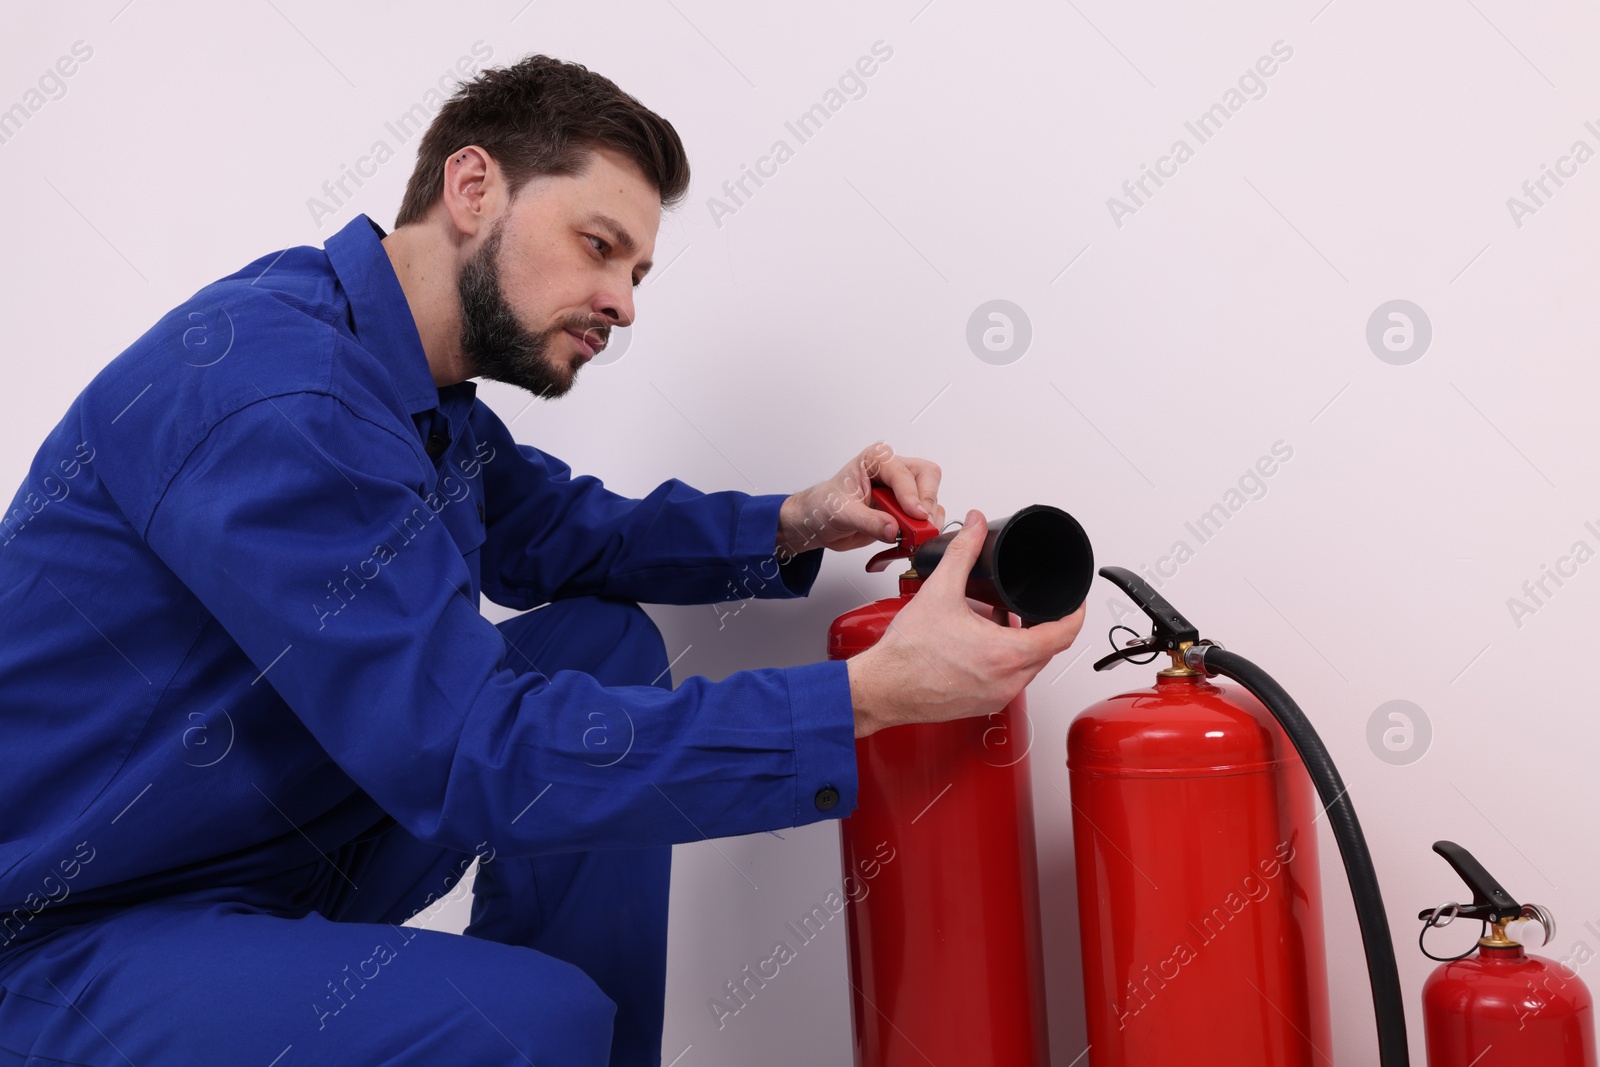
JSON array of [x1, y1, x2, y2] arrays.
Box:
[[845, 510, 1087, 738]]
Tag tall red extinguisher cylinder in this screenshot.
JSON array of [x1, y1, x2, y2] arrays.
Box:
[[1418, 841, 1597, 1066], [1067, 667, 1332, 1065], [1070, 567, 1422, 1065], [831, 488, 1093, 1067]]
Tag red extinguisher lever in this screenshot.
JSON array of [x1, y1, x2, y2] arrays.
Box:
[[863, 484, 940, 573]]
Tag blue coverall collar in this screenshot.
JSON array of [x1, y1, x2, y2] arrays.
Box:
[[323, 213, 452, 417]]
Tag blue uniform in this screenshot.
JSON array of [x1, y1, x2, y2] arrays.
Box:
[[0, 214, 859, 1065]]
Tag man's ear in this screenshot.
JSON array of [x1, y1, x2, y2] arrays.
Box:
[[440, 145, 501, 240]]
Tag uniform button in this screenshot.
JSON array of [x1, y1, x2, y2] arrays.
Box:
[[476, 503, 485, 525], [814, 787, 840, 811], [425, 432, 450, 459]]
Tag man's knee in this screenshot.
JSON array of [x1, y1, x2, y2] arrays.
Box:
[[589, 598, 668, 687], [496, 597, 668, 689], [467, 952, 617, 1065]]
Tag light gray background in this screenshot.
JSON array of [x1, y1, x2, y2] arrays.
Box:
[[6, 1, 1599, 1063]]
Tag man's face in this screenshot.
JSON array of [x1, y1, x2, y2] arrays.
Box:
[[458, 146, 660, 398]]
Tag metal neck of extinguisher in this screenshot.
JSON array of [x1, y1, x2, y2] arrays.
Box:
[[1095, 565, 1413, 1067]]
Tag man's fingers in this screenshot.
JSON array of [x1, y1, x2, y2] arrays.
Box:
[[843, 498, 899, 542], [902, 457, 942, 517], [872, 457, 930, 520], [922, 510, 986, 594], [1020, 605, 1087, 657]]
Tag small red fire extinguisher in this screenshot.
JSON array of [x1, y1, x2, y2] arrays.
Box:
[[830, 487, 1092, 1067], [1418, 840, 1597, 1065]]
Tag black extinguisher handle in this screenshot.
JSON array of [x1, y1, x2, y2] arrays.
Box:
[[1094, 566, 1200, 671], [1421, 841, 1521, 923]]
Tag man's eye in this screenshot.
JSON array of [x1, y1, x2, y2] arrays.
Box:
[[586, 234, 608, 254]]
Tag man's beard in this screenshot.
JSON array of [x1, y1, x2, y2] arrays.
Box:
[[456, 218, 605, 399]]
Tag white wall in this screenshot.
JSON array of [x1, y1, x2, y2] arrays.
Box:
[[6, 1, 1599, 1063]]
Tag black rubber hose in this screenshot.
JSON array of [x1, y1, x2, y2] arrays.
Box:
[[1199, 647, 1409, 1067]]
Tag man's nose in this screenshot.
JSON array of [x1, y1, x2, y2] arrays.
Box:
[[594, 286, 634, 330]]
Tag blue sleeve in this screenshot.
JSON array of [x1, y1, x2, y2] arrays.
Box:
[[142, 391, 857, 858], [471, 404, 825, 609]]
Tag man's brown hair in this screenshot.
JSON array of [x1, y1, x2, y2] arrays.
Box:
[[394, 54, 690, 227]]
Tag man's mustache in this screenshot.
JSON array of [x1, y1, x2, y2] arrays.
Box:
[[568, 319, 611, 352]]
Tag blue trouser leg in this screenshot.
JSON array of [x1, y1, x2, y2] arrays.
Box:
[[0, 597, 674, 1066], [0, 899, 618, 1066], [315, 595, 676, 1067], [466, 596, 674, 1067]]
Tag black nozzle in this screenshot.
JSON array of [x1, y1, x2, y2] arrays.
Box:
[[911, 504, 1093, 625]]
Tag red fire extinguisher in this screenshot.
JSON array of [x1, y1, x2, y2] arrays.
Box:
[[1418, 840, 1597, 1065], [1073, 567, 1412, 1065], [1068, 606, 1331, 1061], [830, 487, 1092, 1067]]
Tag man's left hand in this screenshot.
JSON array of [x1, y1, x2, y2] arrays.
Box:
[[776, 441, 944, 560]]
